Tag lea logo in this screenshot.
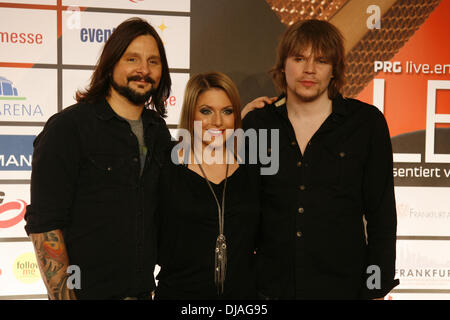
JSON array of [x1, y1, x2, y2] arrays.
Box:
[[0, 194, 27, 228]]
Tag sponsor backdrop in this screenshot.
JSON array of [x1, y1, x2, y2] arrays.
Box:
[[0, 0, 449, 300]]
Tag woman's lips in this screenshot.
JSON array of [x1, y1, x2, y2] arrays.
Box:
[[207, 129, 224, 136]]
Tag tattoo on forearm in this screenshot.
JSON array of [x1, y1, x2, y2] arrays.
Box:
[[52, 274, 77, 300], [31, 230, 76, 300]]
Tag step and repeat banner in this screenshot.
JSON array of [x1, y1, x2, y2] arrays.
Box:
[[1, 0, 449, 300]]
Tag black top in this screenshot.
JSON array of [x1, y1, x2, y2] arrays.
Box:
[[242, 94, 399, 299], [24, 100, 171, 299], [155, 158, 260, 300]]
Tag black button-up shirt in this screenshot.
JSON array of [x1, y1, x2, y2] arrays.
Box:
[[24, 100, 171, 299], [243, 94, 399, 299]]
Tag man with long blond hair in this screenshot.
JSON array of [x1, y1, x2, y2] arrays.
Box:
[[243, 19, 399, 299]]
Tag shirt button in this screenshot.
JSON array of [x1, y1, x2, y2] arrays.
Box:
[[299, 185, 306, 191], [339, 151, 346, 158], [296, 231, 302, 238], [290, 141, 297, 147], [298, 207, 304, 214], [297, 161, 302, 167], [133, 157, 139, 162]]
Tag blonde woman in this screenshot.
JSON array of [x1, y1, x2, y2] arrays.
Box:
[[155, 72, 260, 300]]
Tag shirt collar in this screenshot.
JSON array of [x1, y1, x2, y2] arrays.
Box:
[[94, 99, 159, 126], [94, 99, 116, 121], [273, 93, 350, 119], [331, 94, 351, 117]]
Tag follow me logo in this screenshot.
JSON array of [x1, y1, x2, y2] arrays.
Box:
[[0, 76, 44, 118], [0, 135, 35, 171]]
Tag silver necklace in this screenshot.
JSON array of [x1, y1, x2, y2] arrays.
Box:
[[194, 154, 229, 295]]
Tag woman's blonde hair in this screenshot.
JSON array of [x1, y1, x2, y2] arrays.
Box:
[[178, 72, 242, 138]]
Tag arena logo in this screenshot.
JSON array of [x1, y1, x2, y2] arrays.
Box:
[[0, 135, 35, 171], [0, 193, 27, 228], [80, 27, 115, 43], [0, 76, 24, 100], [0, 76, 44, 118]]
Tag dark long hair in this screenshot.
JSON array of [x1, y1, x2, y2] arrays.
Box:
[[76, 17, 171, 117]]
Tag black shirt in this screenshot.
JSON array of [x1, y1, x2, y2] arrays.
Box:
[[24, 100, 171, 299], [155, 159, 260, 300], [242, 94, 399, 299]]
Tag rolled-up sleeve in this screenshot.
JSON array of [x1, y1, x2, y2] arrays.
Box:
[[360, 109, 400, 299], [25, 113, 80, 235]]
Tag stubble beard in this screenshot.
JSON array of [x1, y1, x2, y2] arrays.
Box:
[[294, 84, 329, 103]]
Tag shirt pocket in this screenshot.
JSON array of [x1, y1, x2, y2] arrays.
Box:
[[330, 146, 365, 190], [316, 144, 365, 190], [87, 153, 131, 188]]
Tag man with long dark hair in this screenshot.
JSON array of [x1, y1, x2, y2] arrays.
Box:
[[243, 19, 399, 299], [24, 18, 172, 299]]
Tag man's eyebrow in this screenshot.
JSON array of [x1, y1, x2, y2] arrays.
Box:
[[122, 52, 161, 59]]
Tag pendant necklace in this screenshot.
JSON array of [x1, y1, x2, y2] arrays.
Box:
[[194, 153, 229, 295]]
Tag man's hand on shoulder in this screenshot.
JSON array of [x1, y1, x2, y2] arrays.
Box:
[[241, 96, 277, 119]]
